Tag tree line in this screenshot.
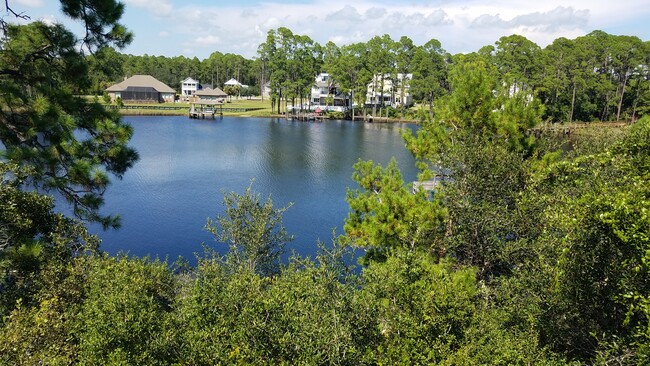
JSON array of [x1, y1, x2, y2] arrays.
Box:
[[2, 0, 650, 364], [88, 27, 650, 123]]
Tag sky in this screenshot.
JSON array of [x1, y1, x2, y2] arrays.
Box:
[[7, 0, 650, 60]]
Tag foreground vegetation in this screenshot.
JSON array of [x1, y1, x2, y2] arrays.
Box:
[[2, 0, 649, 364], [2, 115, 649, 364]]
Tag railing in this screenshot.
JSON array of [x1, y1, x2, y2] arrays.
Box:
[[105, 105, 187, 110], [105, 105, 264, 112]]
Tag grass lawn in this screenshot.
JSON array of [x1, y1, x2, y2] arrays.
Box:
[[110, 98, 276, 117]]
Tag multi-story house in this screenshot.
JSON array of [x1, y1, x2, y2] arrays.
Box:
[[181, 77, 200, 97], [365, 73, 413, 108], [310, 73, 350, 111]]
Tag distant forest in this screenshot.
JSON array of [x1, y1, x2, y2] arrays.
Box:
[[88, 27, 650, 122]]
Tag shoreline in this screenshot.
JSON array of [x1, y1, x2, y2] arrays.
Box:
[[116, 110, 419, 123]]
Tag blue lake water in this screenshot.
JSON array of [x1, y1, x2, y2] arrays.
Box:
[[89, 116, 418, 262]]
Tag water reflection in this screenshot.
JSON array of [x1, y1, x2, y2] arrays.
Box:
[[90, 116, 418, 263]]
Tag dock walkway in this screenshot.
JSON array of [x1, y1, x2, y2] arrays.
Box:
[[189, 102, 221, 119]]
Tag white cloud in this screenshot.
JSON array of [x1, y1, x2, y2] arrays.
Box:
[[365, 7, 387, 19], [15, 0, 43, 7], [159, 31, 170, 38], [383, 9, 451, 30], [124, 0, 173, 17], [471, 14, 507, 28], [329, 31, 369, 46], [424, 9, 452, 26], [113, 0, 650, 59], [471, 6, 589, 32], [241, 9, 257, 18], [263, 17, 282, 29], [326, 5, 363, 22], [39, 15, 56, 26], [193, 35, 221, 46], [511, 6, 589, 31]]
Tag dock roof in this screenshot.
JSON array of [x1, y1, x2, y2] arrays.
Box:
[[195, 87, 228, 97]]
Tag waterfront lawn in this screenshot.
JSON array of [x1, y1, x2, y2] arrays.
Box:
[[111, 98, 275, 116]]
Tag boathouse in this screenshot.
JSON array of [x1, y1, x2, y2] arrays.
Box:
[[195, 87, 228, 102]]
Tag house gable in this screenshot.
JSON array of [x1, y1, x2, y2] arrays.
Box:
[[181, 77, 200, 96]]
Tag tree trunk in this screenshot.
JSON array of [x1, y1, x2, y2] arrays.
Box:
[[631, 78, 642, 121], [259, 67, 265, 102], [616, 68, 629, 121], [371, 79, 377, 117], [569, 82, 576, 123], [379, 77, 385, 113]]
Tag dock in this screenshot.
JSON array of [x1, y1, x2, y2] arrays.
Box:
[[189, 101, 222, 119], [289, 111, 326, 122], [526, 121, 633, 137], [412, 174, 450, 195]]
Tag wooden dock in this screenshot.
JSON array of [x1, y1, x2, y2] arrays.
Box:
[[527, 121, 633, 137], [289, 111, 326, 121], [189, 102, 222, 119], [412, 175, 450, 195]]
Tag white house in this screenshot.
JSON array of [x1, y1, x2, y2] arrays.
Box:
[[309, 73, 350, 111], [366, 73, 413, 108], [224, 78, 243, 88], [181, 77, 200, 97], [262, 81, 271, 98]]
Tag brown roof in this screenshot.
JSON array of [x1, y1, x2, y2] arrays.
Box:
[[106, 75, 176, 93], [195, 87, 228, 97]]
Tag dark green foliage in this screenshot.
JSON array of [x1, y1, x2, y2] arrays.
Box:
[[360, 251, 477, 364], [401, 55, 543, 277], [0, 12, 138, 228], [205, 184, 293, 276], [2, 6, 650, 363], [345, 158, 447, 262], [178, 245, 375, 365], [522, 117, 650, 361], [410, 38, 450, 115], [0, 163, 99, 317], [258, 27, 323, 114], [74, 256, 178, 365], [59, 0, 132, 49]]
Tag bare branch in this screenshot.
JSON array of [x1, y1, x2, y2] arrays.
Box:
[[4, 0, 31, 21]]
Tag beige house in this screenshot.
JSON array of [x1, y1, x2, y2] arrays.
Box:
[[194, 87, 228, 102], [106, 75, 176, 103]]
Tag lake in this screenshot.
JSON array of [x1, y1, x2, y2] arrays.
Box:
[[90, 116, 418, 262]]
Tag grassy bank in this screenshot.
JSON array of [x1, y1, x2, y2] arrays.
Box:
[[111, 98, 277, 117]]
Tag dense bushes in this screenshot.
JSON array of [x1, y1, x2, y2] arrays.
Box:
[[3, 118, 650, 364]]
